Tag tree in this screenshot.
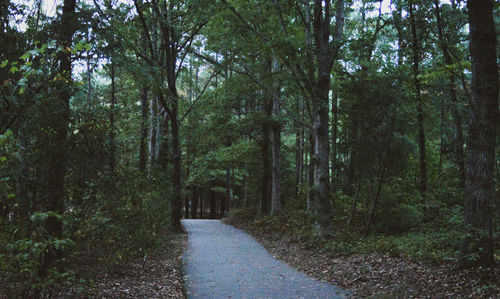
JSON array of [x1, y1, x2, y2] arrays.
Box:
[[408, 1, 427, 201], [307, 0, 344, 236], [433, 0, 466, 189], [133, 0, 208, 230], [42, 0, 77, 267], [461, 0, 498, 268]]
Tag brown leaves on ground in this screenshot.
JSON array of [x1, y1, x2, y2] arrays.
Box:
[[226, 221, 499, 298], [62, 234, 187, 298]]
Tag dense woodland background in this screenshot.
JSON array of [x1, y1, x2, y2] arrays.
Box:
[[0, 0, 499, 297]]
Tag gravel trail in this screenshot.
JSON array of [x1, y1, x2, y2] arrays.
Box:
[[182, 219, 349, 299]]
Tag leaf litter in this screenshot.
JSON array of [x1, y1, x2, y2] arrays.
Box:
[[225, 218, 499, 298]]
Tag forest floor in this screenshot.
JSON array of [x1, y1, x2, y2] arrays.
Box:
[[60, 233, 187, 298], [224, 211, 500, 298]]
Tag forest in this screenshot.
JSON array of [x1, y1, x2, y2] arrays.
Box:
[[0, 0, 499, 297]]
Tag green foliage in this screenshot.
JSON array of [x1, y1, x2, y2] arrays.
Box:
[[1, 0, 499, 295], [375, 203, 424, 233], [0, 212, 78, 297], [228, 207, 467, 265]]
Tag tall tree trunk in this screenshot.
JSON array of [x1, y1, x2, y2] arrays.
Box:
[[199, 190, 204, 219], [157, 111, 169, 168], [331, 85, 338, 191], [163, 0, 182, 231], [310, 0, 344, 236], [433, 1, 465, 188], [209, 188, 216, 219], [261, 104, 271, 215], [461, 0, 498, 268], [184, 194, 189, 219], [295, 98, 304, 201], [86, 29, 92, 105], [345, 99, 359, 196], [311, 79, 332, 236], [243, 175, 247, 208], [191, 186, 198, 219], [139, 87, 149, 174], [148, 96, 158, 175], [295, 128, 303, 200], [307, 132, 314, 211], [271, 57, 281, 215], [438, 108, 445, 174], [169, 96, 182, 231], [226, 165, 232, 215], [109, 60, 116, 176], [409, 3, 427, 200], [43, 0, 76, 269], [148, 4, 159, 175]]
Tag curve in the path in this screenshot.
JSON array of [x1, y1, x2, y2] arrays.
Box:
[[182, 219, 349, 299]]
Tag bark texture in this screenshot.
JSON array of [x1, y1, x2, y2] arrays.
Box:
[[461, 0, 498, 267], [41, 0, 76, 273], [309, 0, 344, 236], [45, 0, 76, 239], [139, 87, 149, 174], [261, 103, 272, 215], [271, 57, 281, 215], [409, 2, 427, 201]]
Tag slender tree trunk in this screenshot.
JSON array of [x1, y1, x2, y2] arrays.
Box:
[[365, 165, 386, 236], [460, 0, 498, 268], [148, 96, 158, 175], [109, 60, 116, 176], [271, 57, 281, 215], [139, 87, 149, 174], [243, 176, 247, 208], [17, 136, 30, 236], [43, 0, 76, 270], [154, 108, 164, 163], [438, 108, 444, 174], [231, 171, 236, 207], [226, 165, 232, 215], [433, 1, 465, 188], [170, 97, 182, 230], [295, 98, 304, 200], [331, 85, 338, 191], [220, 188, 226, 216], [345, 112, 358, 196], [191, 186, 198, 219], [199, 191, 204, 219], [157, 111, 169, 168], [210, 188, 216, 219], [184, 194, 189, 219], [365, 113, 397, 236], [347, 176, 362, 230], [393, 6, 404, 67], [409, 3, 427, 200], [147, 5, 159, 175], [295, 129, 303, 200], [307, 132, 314, 211], [86, 29, 92, 105], [261, 106, 271, 215], [449, 75, 466, 188]]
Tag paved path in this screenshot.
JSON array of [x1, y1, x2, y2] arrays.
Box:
[[182, 219, 348, 299]]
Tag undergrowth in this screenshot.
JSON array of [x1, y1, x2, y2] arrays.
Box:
[[225, 207, 480, 264]]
